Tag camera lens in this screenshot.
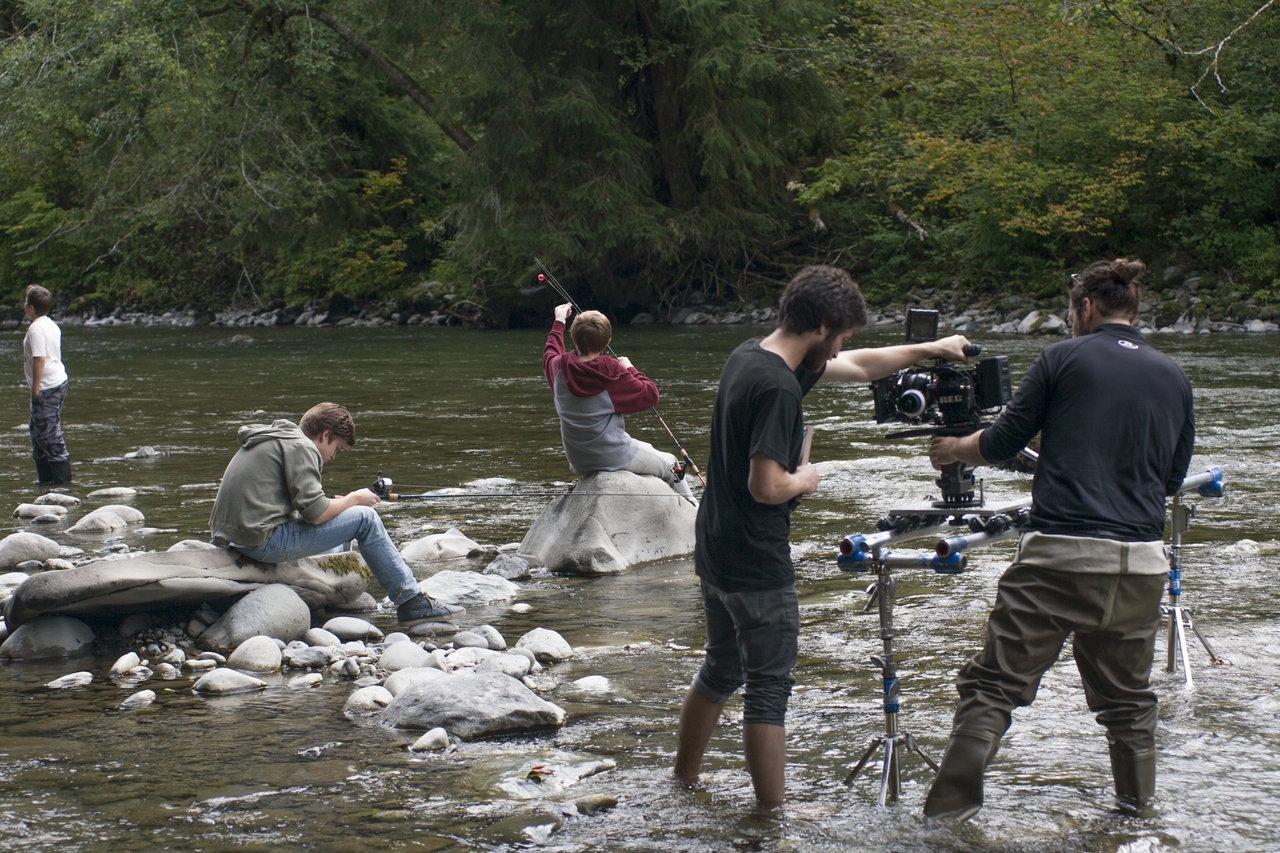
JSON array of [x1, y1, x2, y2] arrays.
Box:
[[899, 389, 928, 418]]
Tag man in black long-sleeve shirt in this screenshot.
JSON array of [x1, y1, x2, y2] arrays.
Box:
[[923, 259, 1194, 821]]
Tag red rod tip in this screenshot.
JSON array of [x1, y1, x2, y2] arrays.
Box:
[[537, 274, 545, 281]]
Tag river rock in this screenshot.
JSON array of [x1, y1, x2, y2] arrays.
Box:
[[380, 670, 567, 739], [43, 558, 75, 570], [484, 553, 531, 580], [410, 727, 450, 751], [383, 632, 410, 645], [407, 621, 459, 638], [16, 560, 45, 572], [418, 570, 520, 607], [329, 591, 379, 612], [227, 635, 283, 672], [29, 514, 63, 525], [574, 794, 619, 816], [572, 675, 610, 692], [0, 532, 61, 569], [110, 652, 141, 675], [14, 503, 67, 519], [0, 615, 94, 659], [192, 668, 268, 695], [86, 487, 138, 500], [45, 671, 94, 689], [288, 673, 323, 689], [200, 585, 311, 650], [155, 662, 179, 679], [518, 471, 696, 575], [67, 504, 146, 534], [442, 646, 502, 670], [475, 654, 533, 680], [400, 528, 485, 562], [379, 641, 434, 671], [304, 627, 341, 647], [496, 756, 617, 799], [385, 666, 449, 696], [344, 685, 393, 719], [2, 549, 369, 628], [515, 628, 574, 663], [35, 493, 81, 507], [167, 539, 219, 551], [473, 625, 507, 650], [323, 616, 383, 641], [120, 690, 156, 709], [452, 630, 490, 650], [283, 646, 331, 669]]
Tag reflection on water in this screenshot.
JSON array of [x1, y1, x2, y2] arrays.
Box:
[[0, 325, 1277, 851]]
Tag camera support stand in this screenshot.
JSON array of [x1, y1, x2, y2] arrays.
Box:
[[1164, 485, 1229, 688], [842, 547, 939, 804]]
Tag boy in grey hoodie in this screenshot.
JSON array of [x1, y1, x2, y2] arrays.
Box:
[[209, 402, 462, 625]]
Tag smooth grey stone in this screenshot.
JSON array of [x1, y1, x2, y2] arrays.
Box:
[[43, 558, 75, 570], [15, 560, 45, 572], [410, 727, 450, 751], [167, 539, 218, 552], [198, 651, 226, 664], [0, 571, 30, 592], [0, 532, 61, 569], [67, 504, 145, 534], [383, 632, 410, 645], [161, 648, 186, 665], [336, 640, 368, 656], [85, 487, 138, 499], [442, 646, 502, 670], [407, 621, 458, 637], [123, 446, 160, 459], [154, 662, 179, 679], [328, 591, 378, 612], [57, 546, 84, 558], [323, 616, 382, 641], [506, 647, 539, 669], [344, 685, 393, 719], [110, 652, 141, 675], [272, 638, 286, 650], [35, 493, 81, 507], [380, 670, 566, 739], [474, 625, 507, 651], [515, 628, 574, 663], [338, 657, 361, 678], [574, 794, 619, 816], [400, 528, 484, 562], [451, 630, 489, 650], [384, 666, 448, 697], [518, 470, 696, 575], [192, 668, 268, 695], [0, 615, 94, 659], [475, 653, 532, 680], [417, 571, 518, 607], [14, 503, 67, 519], [226, 635, 282, 672], [185, 618, 208, 638], [484, 553, 531, 580], [353, 675, 382, 688], [118, 612, 155, 638], [200, 585, 311, 651], [285, 640, 309, 651], [29, 514, 63, 525], [45, 671, 94, 689], [288, 673, 323, 689], [182, 659, 217, 671], [282, 646, 330, 669], [379, 641, 433, 671], [120, 689, 156, 709], [304, 627, 341, 647], [572, 675, 610, 692], [629, 312, 654, 326]]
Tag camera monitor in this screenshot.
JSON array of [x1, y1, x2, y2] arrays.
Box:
[[905, 309, 939, 343]]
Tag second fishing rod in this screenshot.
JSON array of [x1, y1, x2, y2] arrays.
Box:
[[534, 257, 706, 486]]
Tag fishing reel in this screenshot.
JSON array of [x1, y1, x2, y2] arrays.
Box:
[[371, 471, 394, 500]]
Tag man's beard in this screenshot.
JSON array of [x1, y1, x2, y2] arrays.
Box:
[[802, 334, 839, 372]]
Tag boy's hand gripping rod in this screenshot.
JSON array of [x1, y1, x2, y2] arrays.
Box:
[[535, 257, 706, 486]]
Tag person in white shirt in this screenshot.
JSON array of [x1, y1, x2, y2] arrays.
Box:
[[23, 285, 71, 484]]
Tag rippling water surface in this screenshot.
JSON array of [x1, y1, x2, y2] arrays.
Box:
[[0, 324, 1276, 852]]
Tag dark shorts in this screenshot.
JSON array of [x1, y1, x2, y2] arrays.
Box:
[[691, 579, 799, 727]]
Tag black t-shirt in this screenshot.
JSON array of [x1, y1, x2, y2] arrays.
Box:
[[695, 339, 823, 592], [979, 324, 1194, 541]]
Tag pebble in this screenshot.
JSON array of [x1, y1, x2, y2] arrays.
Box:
[[407, 621, 458, 637], [509, 603, 533, 614], [574, 794, 618, 816], [379, 641, 434, 671], [43, 558, 75, 570], [110, 652, 141, 676], [45, 671, 93, 689], [343, 685, 393, 718], [304, 628, 341, 647], [383, 632, 410, 645], [13, 503, 67, 519], [120, 690, 156, 709], [409, 727, 450, 752], [86, 487, 139, 499], [226, 635, 282, 672], [30, 514, 64, 525], [15, 560, 45, 572], [515, 627, 575, 663], [572, 676, 610, 692], [288, 673, 324, 689], [198, 651, 226, 664], [474, 625, 507, 650], [182, 659, 217, 671], [451, 630, 490, 650], [161, 648, 185, 665], [34, 493, 81, 507]]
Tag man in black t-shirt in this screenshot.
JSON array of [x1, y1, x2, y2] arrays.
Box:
[[673, 266, 971, 806], [923, 259, 1194, 821]]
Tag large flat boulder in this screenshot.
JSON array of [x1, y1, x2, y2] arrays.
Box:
[[518, 471, 696, 575], [380, 670, 566, 739], [2, 549, 370, 629]]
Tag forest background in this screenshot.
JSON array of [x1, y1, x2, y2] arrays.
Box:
[[1, 0, 1277, 325]]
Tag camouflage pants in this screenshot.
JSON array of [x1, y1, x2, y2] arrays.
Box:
[[30, 380, 69, 463]]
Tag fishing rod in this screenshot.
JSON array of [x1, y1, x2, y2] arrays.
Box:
[[534, 257, 707, 486], [370, 473, 687, 502]]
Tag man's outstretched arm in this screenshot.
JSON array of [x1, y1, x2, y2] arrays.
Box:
[[819, 335, 971, 383]]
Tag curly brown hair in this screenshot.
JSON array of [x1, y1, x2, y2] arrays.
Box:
[[299, 402, 356, 448]]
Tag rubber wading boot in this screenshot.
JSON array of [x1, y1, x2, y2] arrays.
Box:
[[1110, 745, 1156, 812], [49, 458, 72, 484], [33, 456, 55, 484], [923, 734, 1001, 822]]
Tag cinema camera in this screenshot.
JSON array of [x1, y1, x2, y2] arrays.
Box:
[[869, 309, 1012, 507]]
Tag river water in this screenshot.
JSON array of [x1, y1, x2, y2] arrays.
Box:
[[0, 324, 1276, 852]]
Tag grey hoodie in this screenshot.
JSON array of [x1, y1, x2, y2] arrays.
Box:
[[208, 420, 329, 547]]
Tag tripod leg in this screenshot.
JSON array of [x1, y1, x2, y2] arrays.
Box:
[[879, 736, 896, 807], [1174, 610, 1194, 690], [1189, 616, 1229, 666], [1164, 607, 1176, 673], [904, 734, 940, 772], [843, 737, 884, 786], [862, 582, 879, 614]]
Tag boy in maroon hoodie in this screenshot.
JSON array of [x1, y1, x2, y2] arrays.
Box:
[[544, 304, 694, 500]]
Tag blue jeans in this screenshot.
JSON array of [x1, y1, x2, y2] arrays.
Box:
[[237, 507, 418, 605]]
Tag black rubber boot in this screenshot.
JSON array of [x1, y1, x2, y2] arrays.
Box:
[[48, 458, 72, 484], [33, 456, 55, 484], [923, 733, 1000, 822], [1110, 745, 1156, 812]]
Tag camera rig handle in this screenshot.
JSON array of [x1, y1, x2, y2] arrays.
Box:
[[962, 344, 982, 358]]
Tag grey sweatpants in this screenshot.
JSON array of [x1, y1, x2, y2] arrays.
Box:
[[951, 562, 1167, 756]]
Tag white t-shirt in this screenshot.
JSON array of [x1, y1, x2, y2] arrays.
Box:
[[23, 315, 68, 390]]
